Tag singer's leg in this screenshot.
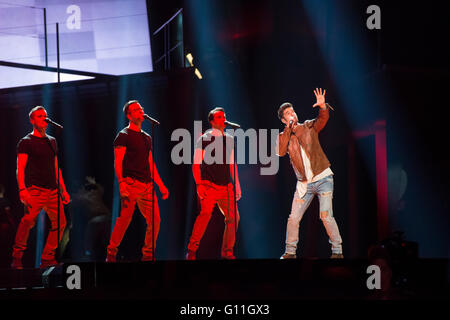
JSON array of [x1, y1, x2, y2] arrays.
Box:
[[41, 189, 66, 261], [284, 188, 314, 255], [317, 176, 342, 255], [216, 184, 239, 258], [187, 186, 217, 253], [137, 183, 160, 259], [107, 182, 137, 256], [12, 187, 46, 260]]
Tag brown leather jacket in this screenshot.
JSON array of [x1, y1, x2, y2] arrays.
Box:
[[277, 105, 331, 182]]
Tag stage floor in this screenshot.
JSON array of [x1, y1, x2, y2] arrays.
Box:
[[0, 258, 448, 301]]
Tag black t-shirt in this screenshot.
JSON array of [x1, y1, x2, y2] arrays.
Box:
[[17, 133, 57, 189], [114, 127, 152, 183], [196, 130, 233, 186]]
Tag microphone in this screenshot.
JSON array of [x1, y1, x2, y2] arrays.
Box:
[[143, 114, 160, 125], [289, 117, 295, 127], [45, 118, 63, 130], [224, 120, 240, 129]]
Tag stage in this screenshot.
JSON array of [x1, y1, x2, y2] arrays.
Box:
[[1, 258, 448, 301]]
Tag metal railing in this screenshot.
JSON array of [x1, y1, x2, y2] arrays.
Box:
[[152, 8, 184, 71]]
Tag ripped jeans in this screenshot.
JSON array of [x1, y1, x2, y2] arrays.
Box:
[[284, 175, 343, 255]]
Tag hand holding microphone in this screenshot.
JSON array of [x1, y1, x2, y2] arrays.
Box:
[[288, 117, 295, 129]]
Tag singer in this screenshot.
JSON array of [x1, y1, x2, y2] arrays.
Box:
[[106, 100, 169, 262], [186, 107, 241, 260], [277, 88, 343, 259], [11, 106, 70, 269]]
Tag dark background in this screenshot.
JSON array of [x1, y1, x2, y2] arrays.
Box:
[[0, 0, 448, 267]]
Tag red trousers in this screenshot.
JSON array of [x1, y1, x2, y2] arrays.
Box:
[[12, 186, 66, 261], [107, 179, 159, 258], [188, 183, 239, 257]]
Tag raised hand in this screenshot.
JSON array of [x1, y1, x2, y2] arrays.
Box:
[[313, 88, 326, 108]]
